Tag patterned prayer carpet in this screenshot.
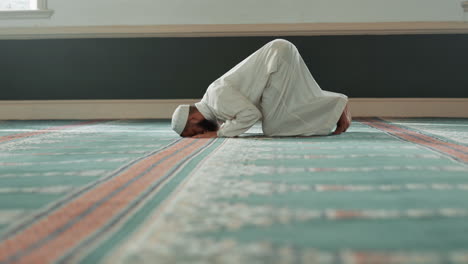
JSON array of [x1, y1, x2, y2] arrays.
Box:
[[0, 118, 467, 264]]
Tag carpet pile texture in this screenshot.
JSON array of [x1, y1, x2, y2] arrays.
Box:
[[0, 118, 467, 264]]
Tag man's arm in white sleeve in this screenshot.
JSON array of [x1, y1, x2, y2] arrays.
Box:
[[216, 91, 262, 137]]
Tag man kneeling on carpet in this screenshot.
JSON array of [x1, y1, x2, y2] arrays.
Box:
[[171, 39, 352, 138]]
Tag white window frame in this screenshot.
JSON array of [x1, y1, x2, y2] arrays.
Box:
[[463, 1, 468, 22], [0, 0, 53, 19]]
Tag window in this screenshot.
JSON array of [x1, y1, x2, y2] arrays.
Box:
[[1, 0, 30, 10], [463, 1, 468, 22], [0, 0, 53, 19]]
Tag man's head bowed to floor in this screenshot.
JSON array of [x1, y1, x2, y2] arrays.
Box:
[[171, 105, 219, 138]]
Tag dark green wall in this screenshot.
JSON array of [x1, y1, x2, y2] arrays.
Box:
[[1, 35, 467, 100]]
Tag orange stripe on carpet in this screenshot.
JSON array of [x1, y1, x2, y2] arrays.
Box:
[[0, 138, 208, 264], [360, 118, 468, 163], [0, 120, 107, 143]]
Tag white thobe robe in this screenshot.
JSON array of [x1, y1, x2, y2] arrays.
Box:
[[195, 39, 348, 137]]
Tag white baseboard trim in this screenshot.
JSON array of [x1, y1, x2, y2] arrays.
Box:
[[349, 98, 468, 118], [0, 98, 466, 120]]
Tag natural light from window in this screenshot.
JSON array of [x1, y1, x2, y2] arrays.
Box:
[[0, 0, 37, 11], [0, 0, 53, 19]]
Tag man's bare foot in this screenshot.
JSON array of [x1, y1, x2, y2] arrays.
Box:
[[333, 103, 352, 135]]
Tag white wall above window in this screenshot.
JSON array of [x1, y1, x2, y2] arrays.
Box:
[[0, 0, 53, 19]]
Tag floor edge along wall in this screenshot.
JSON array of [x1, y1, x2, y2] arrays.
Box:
[[0, 98, 466, 120]]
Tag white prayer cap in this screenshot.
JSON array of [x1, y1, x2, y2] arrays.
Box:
[[171, 105, 190, 135]]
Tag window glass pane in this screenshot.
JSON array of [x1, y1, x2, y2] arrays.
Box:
[[0, 0, 31, 10]]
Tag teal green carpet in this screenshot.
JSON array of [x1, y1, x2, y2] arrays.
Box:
[[0, 118, 467, 264]]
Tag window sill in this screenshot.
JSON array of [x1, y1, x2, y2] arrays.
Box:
[[0, 9, 54, 19]]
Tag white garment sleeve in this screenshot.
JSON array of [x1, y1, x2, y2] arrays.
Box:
[[215, 89, 262, 137]]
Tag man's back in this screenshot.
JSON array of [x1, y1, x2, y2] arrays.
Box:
[[196, 39, 348, 137]]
